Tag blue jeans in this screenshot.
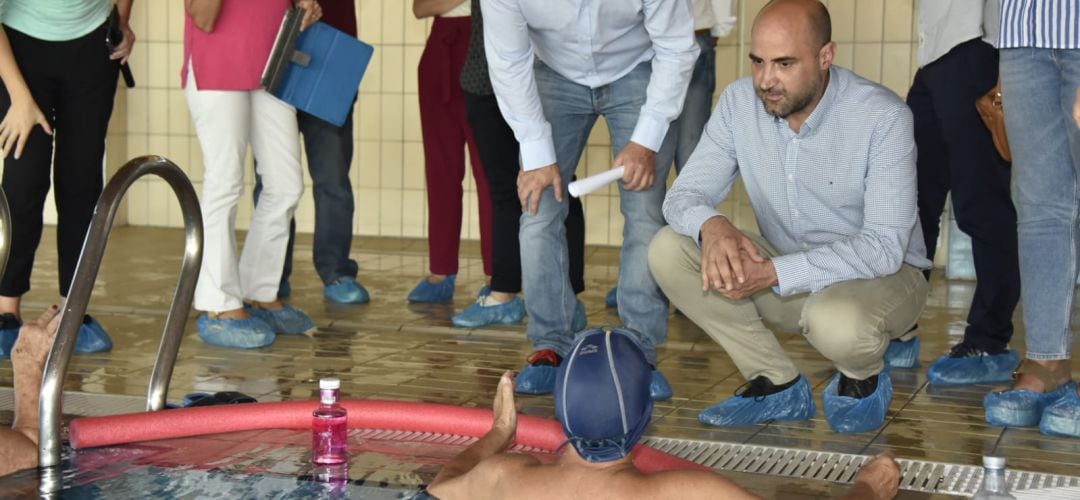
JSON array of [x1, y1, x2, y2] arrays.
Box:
[[255, 109, 359, 286], [523, 62, 674, 363], [665, 32, 716, 173], [1001, 48, 1080, 360]]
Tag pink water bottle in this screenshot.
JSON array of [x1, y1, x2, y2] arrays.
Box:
[[312, 378, 348, 464]]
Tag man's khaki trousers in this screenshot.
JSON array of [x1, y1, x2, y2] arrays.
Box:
[[648, 227, 928, 383]]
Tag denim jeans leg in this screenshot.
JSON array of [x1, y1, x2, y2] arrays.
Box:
[[524, 63, 597, 357], [1001, 48, 1080, 360], [602, 63, 673, 364], [669, 32, 716, 174], [298, 109, 359, 285]]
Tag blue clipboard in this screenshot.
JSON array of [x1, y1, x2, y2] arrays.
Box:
[[262, 9, 374, 127]]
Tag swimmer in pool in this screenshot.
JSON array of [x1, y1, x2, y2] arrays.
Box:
[[428, 328, 900, 499], [0, 305, 61, 475]]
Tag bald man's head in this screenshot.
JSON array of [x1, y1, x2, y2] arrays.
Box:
[[754, 0, 832, 49], [748, 0, 836, 126]]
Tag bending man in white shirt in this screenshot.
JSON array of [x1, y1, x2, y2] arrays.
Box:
[[481, 0, 698, 399]]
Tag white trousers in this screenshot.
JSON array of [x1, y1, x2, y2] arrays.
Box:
[[185, 68, 303, 312]]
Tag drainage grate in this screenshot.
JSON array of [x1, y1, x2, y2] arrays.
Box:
[[641, 436, 1080, 497], [7, 390, 1080, 496]]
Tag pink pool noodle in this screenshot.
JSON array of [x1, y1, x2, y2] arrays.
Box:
[[68, 400, 706, 473]]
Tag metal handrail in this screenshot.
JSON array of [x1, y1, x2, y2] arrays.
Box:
[[0, 187, 11, 284], [38, 156, 203, 475]]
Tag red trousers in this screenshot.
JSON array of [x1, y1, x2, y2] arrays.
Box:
[[418, 16, 493, 276]]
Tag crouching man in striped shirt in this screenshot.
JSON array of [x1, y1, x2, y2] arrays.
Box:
[[648, 0, 931, 434]]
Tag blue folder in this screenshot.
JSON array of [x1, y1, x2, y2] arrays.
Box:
[[262, 9, 374, 127]]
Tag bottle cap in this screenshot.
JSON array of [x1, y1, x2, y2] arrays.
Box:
[[983, 455, 1006, 469], [319, 378, 340, 390]]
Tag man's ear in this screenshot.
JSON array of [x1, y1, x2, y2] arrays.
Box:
[[818, 41, 836, 70]]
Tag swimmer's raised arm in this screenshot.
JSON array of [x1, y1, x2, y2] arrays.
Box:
[[428, 372, 539, 499]]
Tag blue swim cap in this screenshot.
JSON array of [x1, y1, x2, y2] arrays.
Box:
[[554, 327, 653, 463]]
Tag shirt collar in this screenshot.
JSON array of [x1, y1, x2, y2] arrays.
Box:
[[798, 66, 839, 136]]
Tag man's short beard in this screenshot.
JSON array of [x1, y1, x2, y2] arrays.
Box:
[[758, 81, 819, 119]]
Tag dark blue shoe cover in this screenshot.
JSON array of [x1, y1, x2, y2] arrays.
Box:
[[407, 275, 456, 303], [823, 372, 893, 434], [928, 350, 1019, 386], [699, 375, 815, 426], [650, 369, 673, 401], [884, 337, 919, 369]]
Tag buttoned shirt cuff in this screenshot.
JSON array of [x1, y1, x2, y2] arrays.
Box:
[[520, 137, 558, 171], [630, 114, 670, 153], [684, 208, 724, 247], [770, 252, 811, 296]]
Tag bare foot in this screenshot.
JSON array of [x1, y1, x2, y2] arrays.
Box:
[[213, 308, 251, 320], [1011, 359, 1071, 392], [247, 299, 286, 311], [11, 306, 61, 375], [849, 452, 899, 500]]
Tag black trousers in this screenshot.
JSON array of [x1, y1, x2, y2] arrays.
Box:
[[908, 39, 1020, 353], [0, 24, 119, 297], [464, 91, 585, 294]]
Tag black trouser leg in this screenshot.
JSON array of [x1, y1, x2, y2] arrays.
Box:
[[909, 39, 1019, 352], [464, 91, 585, 294], [0, 25, 117, 298]]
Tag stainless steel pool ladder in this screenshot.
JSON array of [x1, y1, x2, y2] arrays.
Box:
[[37, 156, 203, 472], [0, 186, 11, 285]]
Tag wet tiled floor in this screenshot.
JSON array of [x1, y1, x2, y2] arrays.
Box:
[[3, 227, 1080, 498]]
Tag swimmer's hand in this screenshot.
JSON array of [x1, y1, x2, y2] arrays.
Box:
[[492, 371, 517, 446], [845, 452, 900, 500]]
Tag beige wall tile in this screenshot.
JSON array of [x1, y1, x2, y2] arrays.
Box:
[[854, 0, 885, 42], [380, 142, 404, 189], [829, 0, 857, 43], [379, 189, 403, 235], [883, 0, 915, 43], [402, 190, 426, 237], [356, 188, 381, 236]]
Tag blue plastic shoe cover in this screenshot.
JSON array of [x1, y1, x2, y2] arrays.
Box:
[[324, 277, 370, 304], [0, 313, 22, 359], [823, 371, 893, 434], [451, 297, 526, 328], [197, 314, 276, 349], [650, 369, 673, 401], [1040, 389, 1080, 438], [884, 337, 920, 369], [928, 350, 1019, 386], [605, 287, 618, 308], [246, 303, 315, 335], [699, 375, 816, 426], [407, 275, 456, 303], [76, 315, 114, 353], [985, 381, 1077, 428]]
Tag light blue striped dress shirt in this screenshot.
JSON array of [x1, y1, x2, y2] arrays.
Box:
[[480, 0, 699, 170], [663, 66, 932, 296], [999, 0, 1080, 49]]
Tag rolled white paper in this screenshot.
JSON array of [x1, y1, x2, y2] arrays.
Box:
[[568, 166, 625, 198]]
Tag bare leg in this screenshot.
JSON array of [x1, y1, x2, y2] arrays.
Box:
[[0, 295, 21, 318], [0, 305, 60, 476]]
